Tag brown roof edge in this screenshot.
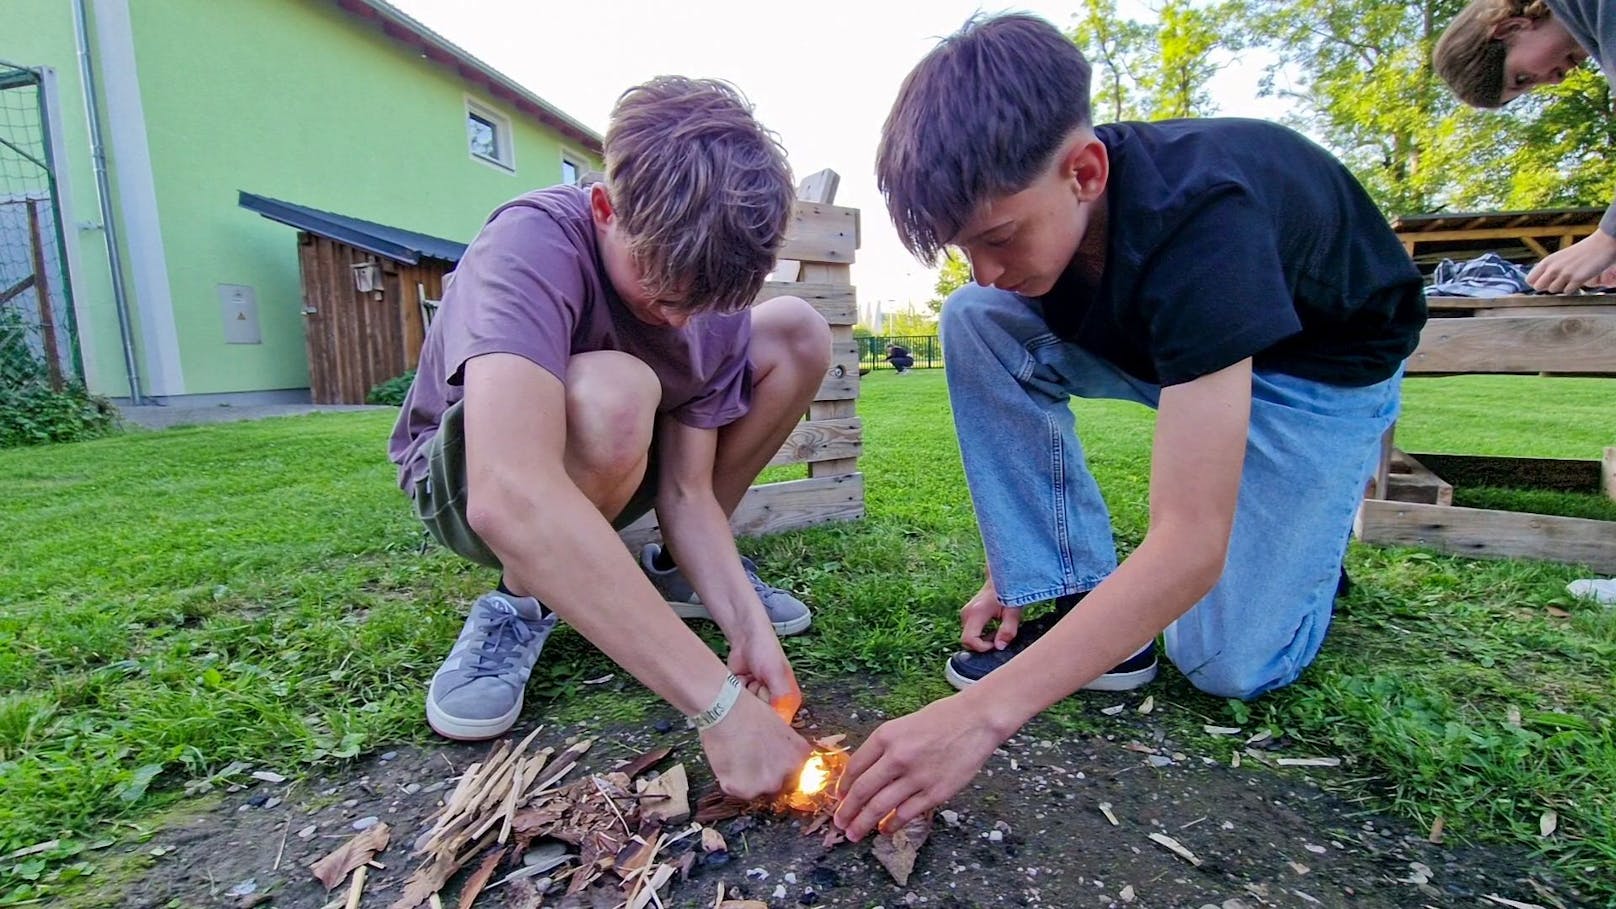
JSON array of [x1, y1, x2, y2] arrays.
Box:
[[1390, 205, 1604, 232], [331, 0, 604, 155]]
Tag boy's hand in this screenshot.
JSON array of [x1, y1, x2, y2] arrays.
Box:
[[700, 688, 812, 800], [960, 577, 1021, 652], [833, 694, 1005, 842], [1528, 230, 1616, 294], [727, 619, 802, 722]]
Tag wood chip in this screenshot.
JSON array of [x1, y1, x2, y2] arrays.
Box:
[[1276, 757, 1341, 767], [700, 826, 727, 853], [616, 746, 674, 781], [872, 812, 932, 885], [1101, 704, 1126, 716], [718, 902, 769, 909], [1483, 896, 1551, 909], [637, 764, 690, 825], [1119, 883, 1135, 902], [252, 771, 287, 784], [1123, 742, 1157, 755], [343, 865, 367, 909], [4, 840, 59, 860], [814, 733, 848, 749], [457, 848, 505, 909], [310, 823, 391, 890], [627, 863, 675, 909], [1245, 729, 1272, 745], [1506, 706, 1523, 728], [1137, 696, 1154, 715], [1231, 752, 1242, 768], [1427, 815, 1446, 844], [1147, 831, 1202, 867], [1098, 802, 1119, 826], [1203, 725, 1242, 735], [1540, 809, 1558, 838]]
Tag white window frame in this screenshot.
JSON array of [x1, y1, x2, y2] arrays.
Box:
[[560, 149, 588, 186], [465, 96, 515, 172]]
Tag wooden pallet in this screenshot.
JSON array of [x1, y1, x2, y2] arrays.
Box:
[[619, 169, 864, 548], [1358, 294, 1616, 572]]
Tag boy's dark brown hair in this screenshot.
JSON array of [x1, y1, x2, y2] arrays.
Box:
[[1433, 0, 1554, 108], [877, 13, 1093, 262], [604, 76, 794, 313]]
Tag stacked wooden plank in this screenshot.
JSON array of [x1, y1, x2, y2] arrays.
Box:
[[620, 169, 865, 548]]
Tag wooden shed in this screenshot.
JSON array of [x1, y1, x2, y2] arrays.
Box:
[[240, 191, 463, 404], [1392, 206, 1603, 274]]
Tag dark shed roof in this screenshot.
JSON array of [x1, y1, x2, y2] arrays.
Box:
[[239, 191, 467, 265], [1390, 206, 1603, 233]]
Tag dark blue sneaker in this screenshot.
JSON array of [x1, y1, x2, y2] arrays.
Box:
[[944, 594, 1158, 692]]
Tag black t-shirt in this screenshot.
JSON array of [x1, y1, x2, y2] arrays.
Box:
[[1039, 119, 1426, 387]]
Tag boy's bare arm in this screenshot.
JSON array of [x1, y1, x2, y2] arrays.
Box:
[[459, 353, 808, 795], [654, 418, 802, 717], [835, 359, 1253, 840]]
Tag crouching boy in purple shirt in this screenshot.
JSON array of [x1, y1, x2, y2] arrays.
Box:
[[388, 77, 825, 799]]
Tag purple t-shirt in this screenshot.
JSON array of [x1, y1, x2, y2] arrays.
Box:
[[387, 186, 753, 490]]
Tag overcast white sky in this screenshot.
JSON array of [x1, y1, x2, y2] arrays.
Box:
[[391, 0, 1290, 318]]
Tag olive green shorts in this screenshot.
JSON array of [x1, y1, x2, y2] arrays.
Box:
[[411, 400, 659, 569]]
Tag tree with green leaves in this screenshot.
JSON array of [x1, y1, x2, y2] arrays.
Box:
[[1235, 0, 1616, 215], [1071, 0, 1157, 122], [925, 249, 972, 314]]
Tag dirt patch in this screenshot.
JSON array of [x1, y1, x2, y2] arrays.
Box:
[[101, 690, 1580, 909]]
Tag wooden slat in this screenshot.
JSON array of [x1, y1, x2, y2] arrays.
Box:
[[618, 473, 865, 549], [1384, 449, 1453, 506], [774, 169, 840, 282], [813, 374, 859, 402], [757, 282, 856, 325], [1426, 293, 1616, 311], [1406, 315, 1616, 374], [1604, 447, 1616, 503], [768, 417, 862, 467], [1404, 452, 1603, 493], [1355, 499, 1616, 574], [776, 202, 858, 265], [1402, 225, 1598, 242]]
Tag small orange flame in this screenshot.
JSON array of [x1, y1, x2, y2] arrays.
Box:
[[780, 746, 847, 813], [797, 752, 831, 796]]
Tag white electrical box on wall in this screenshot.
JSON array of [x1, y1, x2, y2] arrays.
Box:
[[218, 283, 262, 345]]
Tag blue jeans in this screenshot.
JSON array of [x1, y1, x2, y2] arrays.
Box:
[[940, 285, 1402, 699]]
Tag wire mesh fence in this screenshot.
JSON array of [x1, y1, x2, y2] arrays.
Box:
[[1, 62, 80, 395], [858, 333, 942, 372]]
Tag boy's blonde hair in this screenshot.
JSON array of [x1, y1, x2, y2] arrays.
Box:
[[1434, 0, 1554, 108], [603, 77, 794, 314]]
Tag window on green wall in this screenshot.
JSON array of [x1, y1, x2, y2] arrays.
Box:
[[562, 157, 580, 186], [466, 98, 514, 171]]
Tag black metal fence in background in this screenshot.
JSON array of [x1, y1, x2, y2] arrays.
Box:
[[858, 334, 942, 372]]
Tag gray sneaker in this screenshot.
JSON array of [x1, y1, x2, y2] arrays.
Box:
[[426, 592, 557, 741], [638, 543, 812, 635]]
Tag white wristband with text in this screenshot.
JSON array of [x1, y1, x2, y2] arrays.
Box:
[[687, 673, 744, 731]]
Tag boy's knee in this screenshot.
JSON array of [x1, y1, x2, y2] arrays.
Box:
[[755, 295, 832, 372], [938, 283, 1012, 345], [1176, 651, 1298, 701], [565, 352, 658, 471]]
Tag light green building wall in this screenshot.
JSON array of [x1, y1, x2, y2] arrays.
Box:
[[4, 0, 601, 399], [2, 0, 130, 398]]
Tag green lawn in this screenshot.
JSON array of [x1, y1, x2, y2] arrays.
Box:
[[1, 371, 1613, 905]]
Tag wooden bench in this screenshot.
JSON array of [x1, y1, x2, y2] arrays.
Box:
[[619, 169, 866, 548], [1357, 293, 1616, 573]]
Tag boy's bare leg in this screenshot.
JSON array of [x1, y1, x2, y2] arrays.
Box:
[[711, 294, 833, 512], [558, 351, 661, 520]]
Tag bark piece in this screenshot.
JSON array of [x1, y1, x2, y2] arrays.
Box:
[[310, 822, 391, 890], [637, 764, 690, 825], [871, 812, 932, 885]]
